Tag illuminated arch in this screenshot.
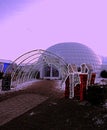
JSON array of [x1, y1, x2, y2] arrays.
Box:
[[5, 49, 68, 87]]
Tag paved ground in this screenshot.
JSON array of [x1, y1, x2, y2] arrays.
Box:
[[1, 80, 107, 130], [0, 80, 63, 127], [0, 94, 48, 126]]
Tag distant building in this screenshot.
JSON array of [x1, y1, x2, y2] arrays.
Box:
[[99, 56, 107, 77], [0, 59, 12, 73], [101, 56, 107, 65]]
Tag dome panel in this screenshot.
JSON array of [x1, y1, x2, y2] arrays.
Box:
[[46, 42, 102, 71]]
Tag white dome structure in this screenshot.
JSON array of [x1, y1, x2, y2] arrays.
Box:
[[46, 42, 102, 71]]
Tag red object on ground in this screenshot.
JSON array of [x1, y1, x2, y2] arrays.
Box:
[[74, 84, 81, 100], [74, 74, 88, 101], [90, 73, 96, 85], [65, 76, 70, 98]]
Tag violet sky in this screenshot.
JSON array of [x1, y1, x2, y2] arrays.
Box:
[[0, 0, 107, 61]]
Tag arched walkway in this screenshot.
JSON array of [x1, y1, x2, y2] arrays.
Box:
[[5, 49, 68, 88]]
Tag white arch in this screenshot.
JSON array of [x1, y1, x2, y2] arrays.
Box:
[[5, 49, 68, 87]]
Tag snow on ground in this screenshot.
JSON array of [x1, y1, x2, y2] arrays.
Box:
[[0, 79, 65, 95], [0, 79, 41, 95], [15, 79, 41, 90]]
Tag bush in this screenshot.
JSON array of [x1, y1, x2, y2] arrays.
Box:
[[86, 84, 106, 105], [0, 72, 3, 79], [100, 70, 107, 78]]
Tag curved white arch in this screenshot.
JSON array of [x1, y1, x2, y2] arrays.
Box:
[[5, 49, 68, 87]]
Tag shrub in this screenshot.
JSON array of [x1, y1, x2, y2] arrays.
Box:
[[86, 84, 106, 105], [100, 70, 107, 78], [0, 72, 3, 79]]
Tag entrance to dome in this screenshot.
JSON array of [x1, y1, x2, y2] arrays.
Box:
[[43, 64, 59, 79], [5, 49, 68, 88]]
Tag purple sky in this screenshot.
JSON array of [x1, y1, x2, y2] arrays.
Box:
[[0, 0, 107, 61]]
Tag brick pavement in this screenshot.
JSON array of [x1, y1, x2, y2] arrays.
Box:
[[0, 94, 48, 126]]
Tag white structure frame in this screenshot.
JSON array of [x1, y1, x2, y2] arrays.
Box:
[[5, 49, 68, 87]]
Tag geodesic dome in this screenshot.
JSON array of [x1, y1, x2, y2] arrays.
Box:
[[46, 42, 102, 71]]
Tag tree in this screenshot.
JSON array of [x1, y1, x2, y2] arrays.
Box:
[[100, 70, 107, 78]]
